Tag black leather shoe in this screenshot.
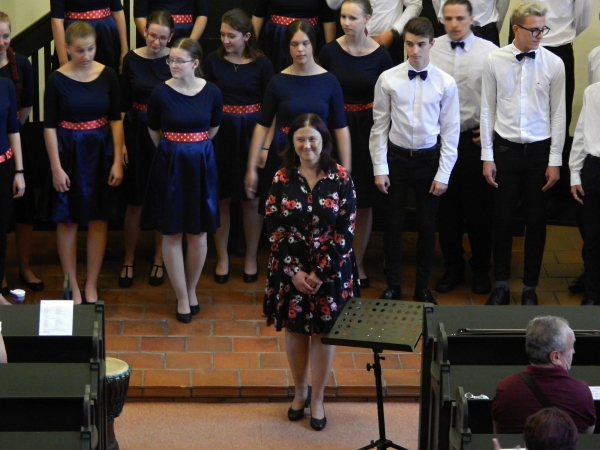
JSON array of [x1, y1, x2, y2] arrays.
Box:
[[288, 386, 311, 421], [19, 272, 44, 292], [485, 287, 510, 305], [521, 290, 538, 306], [359, 277, 370, 289], [568, 272, 585, 293], [472, 274, 492, 295], [176, 302, 192, 323], [414, 288, 437, 305], [435, 271, 465, 293], [214, 270, 229, 284], [149, 264, 165, 287], [118, 264, 134, 288], [310, 402, 327, 431], [190, 304, 201, 315], [379, 288, 402, 300], [243, 272, 258, 283], [581, 298, 599, 306]]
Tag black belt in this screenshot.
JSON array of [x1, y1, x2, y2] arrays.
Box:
[[388, 140, 439, 158], [494, 134, 551, 151]]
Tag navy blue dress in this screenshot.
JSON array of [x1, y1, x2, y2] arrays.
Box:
[[257, 72, 347, 213], [0, 51, 35, 224], [120, 50, 171, 206], [253, 0, 334, 72], [319, 42, 393, 208], [203, 52, 274, 201], [51, 0, 124, 73], [134, 0, 208, 45], [144, 82, 223, 235], [44, 68, 121, 224]]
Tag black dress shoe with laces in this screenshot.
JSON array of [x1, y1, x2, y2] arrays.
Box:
[[568, 272, 585, 293], [521, 290, 538, 306], [472, 274, 492, 295], [413, 288, 437, 304], [581, 298, 599, 306], [379, 288, 402, 300], [434, 271, 465, 293], [485, 287, 510, 305]]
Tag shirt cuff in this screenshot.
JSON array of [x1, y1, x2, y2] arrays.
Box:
[[434, 170, 450, 185], [373, 164, 389, 176], [548, 154, 563, 167], [481, 147, 494, 161], [571, 172, 582, 186]]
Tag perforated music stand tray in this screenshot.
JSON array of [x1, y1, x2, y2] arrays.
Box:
[[323, 298, 424, 450]]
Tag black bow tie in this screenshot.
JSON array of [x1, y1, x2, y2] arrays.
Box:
[[408, 70, 427, 80], [516, 51, 536, 61], [450, 41, 465, 49]]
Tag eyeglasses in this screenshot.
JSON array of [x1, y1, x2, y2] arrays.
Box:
[[147, 32, 170, 43], [166, 58, 195, 66], [294, 137, 320, 145], [516, 24, 550, 38]]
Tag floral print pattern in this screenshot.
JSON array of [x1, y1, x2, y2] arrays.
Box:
[[264, 164, 357, 335]]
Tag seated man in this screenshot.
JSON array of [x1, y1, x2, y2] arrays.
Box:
[[492, 315, 596, 434]]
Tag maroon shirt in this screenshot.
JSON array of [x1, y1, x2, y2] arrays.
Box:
[[492, 365, 596, 434]]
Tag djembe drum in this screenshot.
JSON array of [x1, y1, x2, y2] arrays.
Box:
[[106, 357, 132, 450]]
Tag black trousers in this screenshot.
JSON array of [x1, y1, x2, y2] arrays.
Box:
[[472, 22, 500, 47], [438, 130, 493, 276], [544, 43, 574, 135], [384, 142, 440, 290], [580, 155, 600, 300], [492, 135, 551, 286], [0, 157, 15, 285]]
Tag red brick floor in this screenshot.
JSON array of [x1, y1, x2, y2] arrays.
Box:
[[4, 226, 585, 400]]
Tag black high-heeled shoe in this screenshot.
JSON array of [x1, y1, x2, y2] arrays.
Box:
[[287, 386, 311, 421], [190, 303, 200, 316], [310, 402, 327, 431], [19, 272, 44, 291]]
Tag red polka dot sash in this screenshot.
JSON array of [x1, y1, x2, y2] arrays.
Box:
[[279, 127, 290, 134], [65, 8, 111, 20], [59, 117, 108, 130], [270, 15, 318, 27], [172, 14, 193, 24], [344, 102, 374, 112], [222, 103, 261, 114], [163, 131, 209, 142], [133, 102, 147, 112], [0, 148, 13, 164]]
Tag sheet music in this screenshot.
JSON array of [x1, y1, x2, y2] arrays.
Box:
[[39, 300, 74, 336], [590, 386, 600, 400]]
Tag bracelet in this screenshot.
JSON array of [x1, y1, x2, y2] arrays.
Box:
[[14, 169, 24, 174], [261, 147, 269, 151]]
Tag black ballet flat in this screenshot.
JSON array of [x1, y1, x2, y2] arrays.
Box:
[[288, 386, 311, 422], [118, 264, 134, 288], [149, 264, 165, 287], [176, 302, 192, 323], [214, 269, 229, 284], [190, 304, 201, 316], [243, 272, 258, 283], [310, 402, 327, 431], [19, 273, 44, 292]]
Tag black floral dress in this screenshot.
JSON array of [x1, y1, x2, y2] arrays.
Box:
[[264, 164, 357, 335]]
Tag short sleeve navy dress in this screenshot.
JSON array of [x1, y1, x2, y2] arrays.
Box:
[[0, 51, 35, 224], [257, 72, 347, 213], [133, 0, 209, 46], [319, 42, 393, 208], [51, 0, 124, 73], [264, 164, 357, 335], [253, 0, 334, 72], [203, 52, 274, 201], [120, 50, 171, 206], [143, 82, 223, 235], [43, 67, 121, 224]]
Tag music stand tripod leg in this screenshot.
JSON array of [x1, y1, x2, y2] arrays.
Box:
[[358, 349, 408, 450]]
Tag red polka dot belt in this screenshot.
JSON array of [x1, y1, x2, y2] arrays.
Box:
[[0, 148, 13, 164], [65, 8, 111, 20], [132, 102, 147, 112], [270, 15, 318, 27], [59, 117, 108, 130], [163, 131, 209, 142], [172, 14, 193, 24], [222, 103, 261, 114], [279, 127, 290, 134], [344, 102, 374, 112]]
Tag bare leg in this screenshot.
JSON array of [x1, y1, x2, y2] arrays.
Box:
[[0, 294, 10, 306], [213, 198, 231, 276], [121, 205, 142, 277], [162, 233, 189, 314], [184, 232, 207, 308], [15, 223, 42, 283], [57, 223, 81, 304], [84, 220, 108, 303], [309, 335, 336, 420], [285, 330, 311, 410], [354, 208, 373, 280], [241, 198, 263, 275]]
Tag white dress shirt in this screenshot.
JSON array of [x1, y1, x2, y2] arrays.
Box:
[[480, 44, 566, 166], [570, 83, 600, 186], [588, 46, 600, 86], [369, 61, 460, 184], [430, 32, 498, 132], [538, 0, 593, 47], [433, 0, 509, 30], [326, 0, 422, 35]]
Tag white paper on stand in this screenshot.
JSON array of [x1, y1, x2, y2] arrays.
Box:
[[39, 300, 74, 336]]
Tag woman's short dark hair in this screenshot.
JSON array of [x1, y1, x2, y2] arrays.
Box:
[[284, 20, 318, 63], [170, 37, 204, 78], [281, 114, 336, 177], [145, 10, 175, 34], [217, 9, 263, 61], [523, 407, 577, 450]]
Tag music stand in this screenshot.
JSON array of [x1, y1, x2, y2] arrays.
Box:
[[322, 298, 425, 450]]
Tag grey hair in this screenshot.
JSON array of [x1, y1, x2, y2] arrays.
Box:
[[511, 2, 547, 26], [526, 316, 570, 364]]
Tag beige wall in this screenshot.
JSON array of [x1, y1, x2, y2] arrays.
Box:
[[1, 1, 49, 35]]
